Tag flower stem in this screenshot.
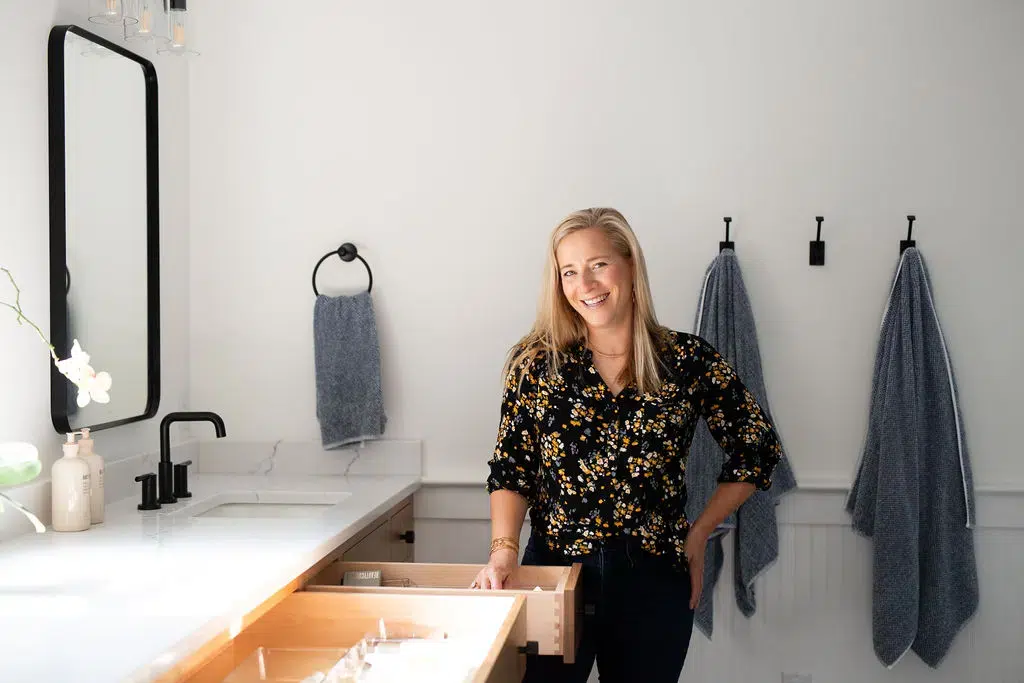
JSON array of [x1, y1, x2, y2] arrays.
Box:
[[1, 266, 59, 362], [0, 491, 47, 533]]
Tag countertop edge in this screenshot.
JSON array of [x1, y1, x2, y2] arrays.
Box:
[[123, 477, 423, 683]]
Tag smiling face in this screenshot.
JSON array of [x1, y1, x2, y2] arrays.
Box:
[[555, 227, 634, 333]]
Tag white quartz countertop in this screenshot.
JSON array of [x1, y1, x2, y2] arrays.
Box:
[[0, 472, 421, 683]]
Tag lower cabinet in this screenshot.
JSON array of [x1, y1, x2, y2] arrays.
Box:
[[172, 495, 582, 683], [340, 499, 416, 563]]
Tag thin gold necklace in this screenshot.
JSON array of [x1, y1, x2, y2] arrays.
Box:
[[590, 346, 628, 358]]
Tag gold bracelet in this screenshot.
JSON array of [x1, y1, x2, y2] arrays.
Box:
[[489, 536, 520, 556]]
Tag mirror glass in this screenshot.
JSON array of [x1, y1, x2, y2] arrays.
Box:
[[49, 26, 160, 433]]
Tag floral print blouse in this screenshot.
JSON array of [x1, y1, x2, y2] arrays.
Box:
[[486, 329, 782, 570]]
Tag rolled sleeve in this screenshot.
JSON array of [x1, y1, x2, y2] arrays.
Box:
[[696, 339, 782, 491], [485, 356, 541, 502]]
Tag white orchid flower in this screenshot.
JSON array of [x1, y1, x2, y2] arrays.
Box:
[[3, 268, 113, 409], [79, 366, 113, 406], [55, 339, 112, 407], [55, 339, 90, 383]]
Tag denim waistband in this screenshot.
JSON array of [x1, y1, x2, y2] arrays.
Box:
[[528, 532, 653, 567]]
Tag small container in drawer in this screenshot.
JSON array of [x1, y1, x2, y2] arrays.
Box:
[[303, 561, 583, 663], [222, 646, 349, 682]]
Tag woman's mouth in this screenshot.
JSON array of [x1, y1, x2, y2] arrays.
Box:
[[582, 293, 609, 309]]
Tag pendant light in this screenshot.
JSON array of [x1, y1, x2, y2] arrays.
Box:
[[156, 0, 200, 56], [88, 0, 138, 26], [123, 0, 166, 43]]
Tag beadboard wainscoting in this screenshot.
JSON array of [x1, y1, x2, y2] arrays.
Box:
[[412, 483, 1024, 683]]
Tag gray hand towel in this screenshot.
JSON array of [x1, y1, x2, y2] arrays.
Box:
[[845, 247, 978, 668], [313, 291, 387, 449], [686, 249, 798, 639]]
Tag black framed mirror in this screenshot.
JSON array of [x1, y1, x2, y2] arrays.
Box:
[[47, 25, 160, 433]]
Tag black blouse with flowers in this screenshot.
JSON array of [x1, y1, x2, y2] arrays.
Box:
[[486, 329, 782, 570]]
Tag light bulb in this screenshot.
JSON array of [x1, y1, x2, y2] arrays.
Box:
[[88, 0, 121, 24], [156, 3, 199, 56], [125, 0, 161, 42]]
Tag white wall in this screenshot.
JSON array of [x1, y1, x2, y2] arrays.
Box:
[[189, 0, 1024, 488], [0, 1, 190, 536]]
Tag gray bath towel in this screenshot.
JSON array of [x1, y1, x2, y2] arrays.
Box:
[[313, 291, 387, 449], [685, 249, 797, 639], [845, 247, 977, 668]]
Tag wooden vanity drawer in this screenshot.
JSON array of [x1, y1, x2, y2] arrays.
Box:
[[183, 591, 527, 683], [304, 561, 583, 663]]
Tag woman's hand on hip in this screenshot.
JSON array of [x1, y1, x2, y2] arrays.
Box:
[[470, 548, 518, 590], [682, 526, 710, 610]]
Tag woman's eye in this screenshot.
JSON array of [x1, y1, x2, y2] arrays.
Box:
[[593, 262, 607, 269], [561, 270, 575, 278]]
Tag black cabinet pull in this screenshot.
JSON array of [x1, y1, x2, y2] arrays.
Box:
[[398, 530, 415, 544]]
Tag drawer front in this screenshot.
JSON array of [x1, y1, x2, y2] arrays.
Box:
[[340, 518, 391, 562], [305, 561, 583, 663], [186, 592, 527, 683]]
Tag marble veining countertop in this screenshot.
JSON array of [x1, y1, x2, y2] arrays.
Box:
[[0, 472, 421, 683]]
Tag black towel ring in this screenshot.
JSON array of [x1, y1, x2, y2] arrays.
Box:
[[311, 243, 373, 296]]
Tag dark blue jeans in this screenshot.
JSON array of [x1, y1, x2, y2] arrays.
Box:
[[521, 533, 695, 683]]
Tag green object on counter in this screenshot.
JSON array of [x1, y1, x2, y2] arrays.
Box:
[[0, 459, 42, 486], [0, 442, 42, 486]]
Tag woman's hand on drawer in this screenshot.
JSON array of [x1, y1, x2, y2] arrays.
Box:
[[470, 548, 518, 590]]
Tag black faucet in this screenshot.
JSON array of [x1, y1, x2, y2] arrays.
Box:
[[158, 411, 227, 504]]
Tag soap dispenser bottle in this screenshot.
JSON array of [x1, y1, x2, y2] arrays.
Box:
[[51, 433, 91, 532], [78, 428, 104, 524]]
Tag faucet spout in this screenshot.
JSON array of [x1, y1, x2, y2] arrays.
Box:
[[157, 411, 227, 504], [159, 411, 227, 464]]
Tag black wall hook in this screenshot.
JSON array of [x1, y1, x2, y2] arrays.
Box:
[[900, 215, 916, 254], [312, 242, 374, 296], [809, 216, 826, 266], [719, 217, 735, 252]]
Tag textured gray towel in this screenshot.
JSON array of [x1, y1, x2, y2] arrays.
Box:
[[685, 249, 797, 639], [845, 247, 977, 668], [313, 291, 386, 449]]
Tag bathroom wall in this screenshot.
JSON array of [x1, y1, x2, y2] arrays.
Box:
[[188, 0, 1024, 488], [0, 1, 191, 538], [187, 2, 1024, 679]]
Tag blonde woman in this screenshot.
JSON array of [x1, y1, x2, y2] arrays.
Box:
[[472, 208, 783, 682]]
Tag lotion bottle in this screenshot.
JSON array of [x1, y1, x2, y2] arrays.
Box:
[[78, 428, 104, 524], [51, 433, 91, 532]]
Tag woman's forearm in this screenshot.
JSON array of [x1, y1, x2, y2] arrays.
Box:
[[691, 482, 756, 536], [490, 489, 528, 542]]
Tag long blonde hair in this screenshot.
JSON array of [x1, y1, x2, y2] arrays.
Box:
[[504, 207, 670, 395]]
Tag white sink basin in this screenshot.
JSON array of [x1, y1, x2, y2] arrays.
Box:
[[168, 490, 351, 520]]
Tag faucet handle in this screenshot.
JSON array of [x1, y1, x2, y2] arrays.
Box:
[[135, 473, 160, 510], [173, 460, 193, 499]]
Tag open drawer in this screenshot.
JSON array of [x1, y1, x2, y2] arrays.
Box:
[[184, 591, 527, 683], [303, 561, 583, 663]]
